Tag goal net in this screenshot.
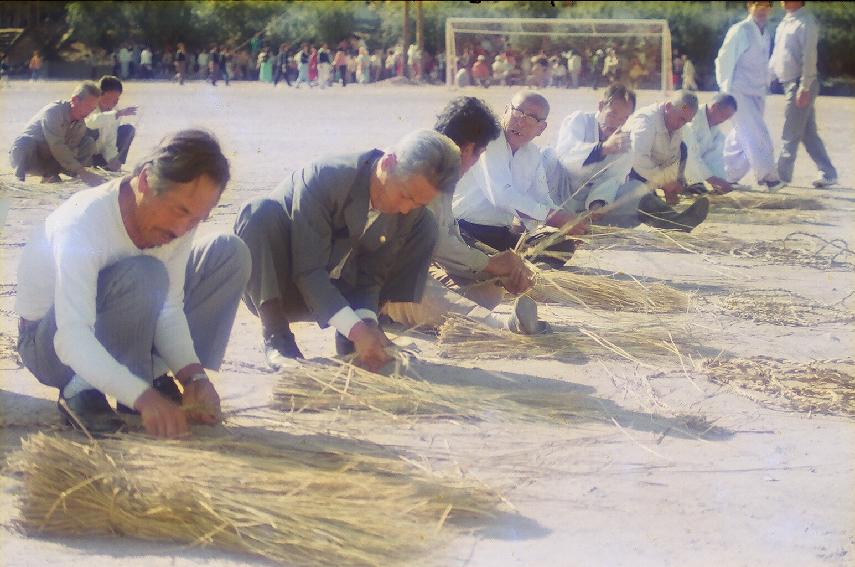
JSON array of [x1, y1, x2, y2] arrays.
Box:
[[445, 18, 673, 92]]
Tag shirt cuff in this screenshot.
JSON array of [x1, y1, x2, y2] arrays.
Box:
[[329, 306, 363, 338], [354, 308, 378, 323], [113, 376, 152, 410]]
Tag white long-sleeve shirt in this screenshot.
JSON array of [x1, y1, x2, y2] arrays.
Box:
[[452, 135, 555, 228], [428, 192, 490, 279], [553, 111, 634, 210], [15, 178, 200, 407], [684, 104, 727, 183], [627, 102, 685, 187], [84, 108, 120, 162], [769, 7, 819, 93], [715, 16, 772, 96]]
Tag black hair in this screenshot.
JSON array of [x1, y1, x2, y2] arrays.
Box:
[[98, 75, 123, 94], [434, 96, 501, 151], [133, 129, 230, 195]]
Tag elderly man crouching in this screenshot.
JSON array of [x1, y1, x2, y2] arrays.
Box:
[[235, 130, 458, 372], [16, 130, 251, 437], [10, 81, 105, 186]]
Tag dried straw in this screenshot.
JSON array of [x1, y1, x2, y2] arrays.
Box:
[[272, 356, 653, 424], [704, 357, 855, 417], [8, 431, 504, 567], [529, 270, 688, 313], [712, 288, 854, 327], [437, 314, 687, 369], [577, 227, 854, 270]]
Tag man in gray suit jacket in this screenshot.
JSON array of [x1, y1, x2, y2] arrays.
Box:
[[235, 129, 460, 371]]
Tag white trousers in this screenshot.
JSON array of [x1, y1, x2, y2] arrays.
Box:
[[724, 92, 777, 184]]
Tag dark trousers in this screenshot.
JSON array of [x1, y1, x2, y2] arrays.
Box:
[[457, 219, 521, 252], [91, 124, 136, 167], [337, 64, 347, 86]]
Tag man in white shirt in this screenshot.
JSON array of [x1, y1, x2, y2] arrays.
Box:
[[769, 1, 837, 188], [16, 130, 251, 437], [715, 1, 783, 191], [86, 75, 137, 172], [548, 83, 637, 224], [383, 97, 545, 335], [452, 91, 579, 254], [624, 90, 711, 231], [684, 93, 738, 193], [140, 46, 153, 79], [235, 130, 459, 372]]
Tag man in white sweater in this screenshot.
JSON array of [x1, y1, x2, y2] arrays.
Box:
[[16, 130, 251, 437], [684, 93, 738, 193], [86, 75, 137, 171]]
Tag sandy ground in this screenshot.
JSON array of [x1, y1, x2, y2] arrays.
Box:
[[0, 80, 854, 567]]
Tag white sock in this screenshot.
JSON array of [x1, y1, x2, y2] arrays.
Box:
[[62, 374, 93, 398], [468, 306, 513, 330]]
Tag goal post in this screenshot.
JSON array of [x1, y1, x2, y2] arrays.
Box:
[[445, 17, 673, 92]]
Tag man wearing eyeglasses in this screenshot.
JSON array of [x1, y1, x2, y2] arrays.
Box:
[[451, 91, 581, 258]]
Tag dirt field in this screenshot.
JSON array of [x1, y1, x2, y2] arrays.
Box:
[[1, 80, 854, 566]]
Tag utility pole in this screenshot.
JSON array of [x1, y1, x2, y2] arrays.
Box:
[[401, 1, 409, 78], [416, 0, 423, 51]]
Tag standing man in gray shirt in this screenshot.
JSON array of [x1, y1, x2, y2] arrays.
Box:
[[10, 81, 105, 186], [769, 1, 837, 188]]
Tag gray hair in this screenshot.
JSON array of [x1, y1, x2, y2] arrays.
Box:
[[669, 89, 699, 113], [711, 92, 738, 112], [71, 81, 101, 101], [512, 90, 550, 119], [132, 129, 230, 195], [392, 129, 461, 195]]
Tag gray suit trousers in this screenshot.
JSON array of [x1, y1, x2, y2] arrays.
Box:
[[777, 80, 837, 183], [10, 135, 96, 179], [17, 232, 251, 391]]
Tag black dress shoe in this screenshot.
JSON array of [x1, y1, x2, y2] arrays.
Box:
[[116, 374, 183, 415], [263, 332, 304, 370], [58, 389, 125, 434]]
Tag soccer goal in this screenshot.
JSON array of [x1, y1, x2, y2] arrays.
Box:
[[445, 17, 673, 92]]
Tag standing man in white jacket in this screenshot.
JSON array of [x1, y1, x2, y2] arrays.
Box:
[[715, 1, 784, 191], [769, 1, 837, 188]]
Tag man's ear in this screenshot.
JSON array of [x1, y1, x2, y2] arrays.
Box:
[[536, 121, 548, 136], [598, 100, 605, 113], [379, 152, 398, 174], [138, 167, 154, 197]]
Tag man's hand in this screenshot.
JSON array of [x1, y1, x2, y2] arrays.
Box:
[[796, 89, 810, 109], [546, 209, 588, 235], [106, 157, 122, 172], [117, 106, 138, 118], [182, 377, 222, 425], [485, 250, 534, 294], [601, 130, 631, 156], [78, 168, 105, 187], [707, 176, 733, 194], [134, 388, 189, 438], [588, 200, 607, 221], [661, 181, 684, 205], [348, 321, 393, 372]]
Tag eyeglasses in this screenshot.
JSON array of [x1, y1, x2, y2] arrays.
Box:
[[509, 104, 547, 124]]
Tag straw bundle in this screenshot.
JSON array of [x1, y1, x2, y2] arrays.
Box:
[[8, 431, 504, 567], [704, 357, 855, 417], [274, 357, 494, 419], [704, 193, 824, 211], [437, 314, 686, 368], [713, 288, 854, 327], [529, 270, 688, 313], [272, 357, 646, 424]]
